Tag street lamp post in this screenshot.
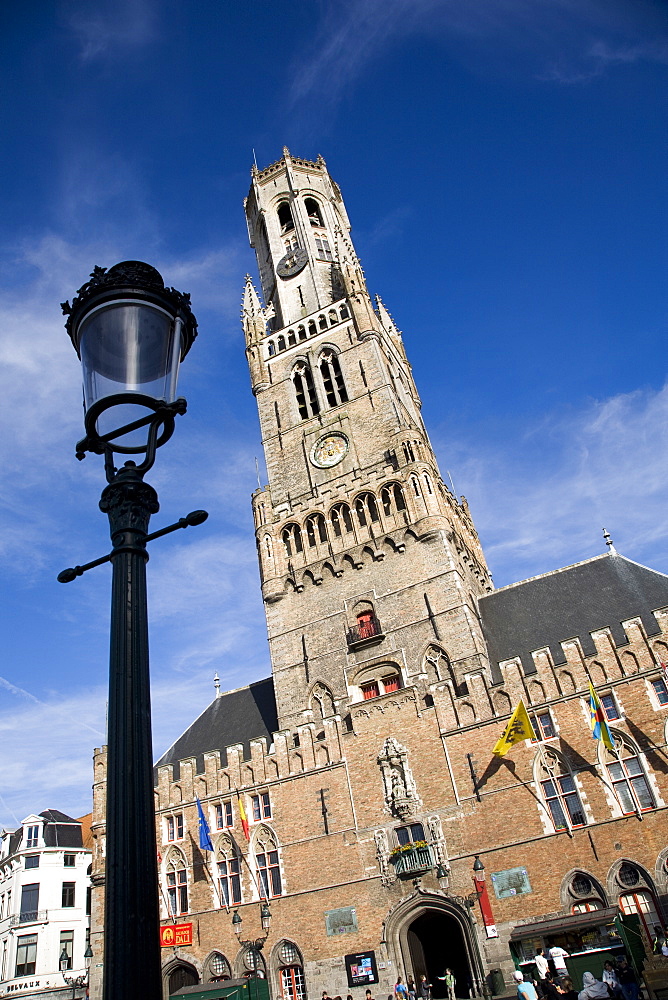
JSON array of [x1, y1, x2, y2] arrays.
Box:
[[60, 262, 202, 1000], [232, 902, 273, 976], [60, 943, 93, 999]]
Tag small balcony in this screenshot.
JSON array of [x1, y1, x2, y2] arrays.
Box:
[[390, 845, 434, 879], [346, 616, 385, 650], [10, 910, 48, 926]]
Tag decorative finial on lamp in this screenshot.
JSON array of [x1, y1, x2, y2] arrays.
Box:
[[214, 673, 221, 698]]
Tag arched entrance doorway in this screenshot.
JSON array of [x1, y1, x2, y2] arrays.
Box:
[[406, 910, 469, 998], [167, 961, 199, 995], [386, 893, 485, 999]]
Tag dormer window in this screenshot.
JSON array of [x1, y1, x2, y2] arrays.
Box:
[[277, 201, 294, 234], [25, 825, 40, 849], [304, 198, 324, 227]]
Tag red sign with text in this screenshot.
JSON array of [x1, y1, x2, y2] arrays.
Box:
[[160, 923, 193, 947]]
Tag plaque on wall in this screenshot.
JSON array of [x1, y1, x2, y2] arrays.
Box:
[[325, 905, 358, 936], [490, 866, 532, 899], [345, 951, 379, 987]]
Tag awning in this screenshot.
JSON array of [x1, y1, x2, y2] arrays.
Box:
[[510, 906, 620, 940]]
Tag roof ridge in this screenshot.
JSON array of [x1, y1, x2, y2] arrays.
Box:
[[482, 552, 612, 597]]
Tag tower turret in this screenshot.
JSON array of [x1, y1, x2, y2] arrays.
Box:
[[244, 151, 492, 730]]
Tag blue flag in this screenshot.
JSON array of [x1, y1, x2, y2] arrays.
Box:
[[196, 797, 214, 851]]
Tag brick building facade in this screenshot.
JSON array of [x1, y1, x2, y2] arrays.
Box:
[[90, 151, 668, 1000]]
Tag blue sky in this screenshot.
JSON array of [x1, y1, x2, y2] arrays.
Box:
[[1, 0, 666, 829]]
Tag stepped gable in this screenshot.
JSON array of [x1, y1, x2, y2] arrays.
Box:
[[479, 552, 668, 678], [154, 676, 277, 780]]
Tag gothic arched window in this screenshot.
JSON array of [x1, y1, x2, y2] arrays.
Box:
[[254, 828, 283, 898], [277, 334, 286, 352], [306, 513, 327, 547], [423, 645, 450, 684], [311, 682, 335, 721], [277, 201, 294, 233], [355, 492, 379, 528], [304, 198, 324, 227], [216, 836, 241, 908], [206, 952, 231, 982], [319, 350, 348, 407], [278, 941, 307, 1000], [293, 362, 320, 420], [166, 850, 188, 916], [536, 748, 586, 831], [282, 524, 303, 558], [604, 734, 655, 815], [381, 482, 406, 517], [330, 503, 353, 537]]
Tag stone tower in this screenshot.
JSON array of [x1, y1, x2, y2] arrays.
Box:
[[243, 149, 492, 730]]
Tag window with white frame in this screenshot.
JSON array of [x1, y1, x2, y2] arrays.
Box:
[[255, 829, 282, 898], [59, 929, 74, 970], [15, 934, 37, 977], [251, 792, 271, 822], [166, 814, 184, 841], [25, 826, 39, 849], [651, 676, 668, 707], [531, 710, 557, 741], [166, 852, 188, 916], [537, 748, 586, 830], [619, 887, 661, 939], [600, 692, 621, 721], [216, 838, 241, 907], [216, 801, 233, 829], [604, 736, 655, 814]]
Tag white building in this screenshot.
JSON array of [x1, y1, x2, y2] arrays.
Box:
[[0, 811, 91, 999]]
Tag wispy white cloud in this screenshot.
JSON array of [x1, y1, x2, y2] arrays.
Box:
[[439, 380, 668, 586], [287, 0, 668, 107], [63, 0, 158, 61]]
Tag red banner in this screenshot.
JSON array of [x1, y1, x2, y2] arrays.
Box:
[[474, 877, 498, 938], [160, 923, 193, 947]]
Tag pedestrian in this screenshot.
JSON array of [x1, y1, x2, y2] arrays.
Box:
[[534, 949, 550, 997], [559, 977, 578, 1000], [548, 943, 570, 982], [578, 972, 609, 1000], [615, 959, 638, 1000], [366, 991, 375, 1000], [652, 925, 667, 954], [395, 977, 409, 1000], [514, 970, 538, 1000], [601, 962, 622, 998], [419, 975, 432, 1000], [443, 969, 455, 1000], [408, 977, 417, 1000], [541, 974, 562, 1000]]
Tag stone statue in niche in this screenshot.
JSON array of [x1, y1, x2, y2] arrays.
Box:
[[374, 828, 394, 885], [427, 814, 449, 867], [377, 737, 420, 819]]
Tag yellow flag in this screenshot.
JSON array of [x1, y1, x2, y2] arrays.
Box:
[[492, 699, 536, 757]]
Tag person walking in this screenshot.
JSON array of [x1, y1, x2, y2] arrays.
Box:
[[601, 961, 622, 998], [514, 971, 538, 1000], [407, 977, 417, 1000], [615, 959, 639, 1000], [395, 977, 409, 1000], [534, 949, 550, 997]]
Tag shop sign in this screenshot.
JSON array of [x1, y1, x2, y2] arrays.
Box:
[[160, 922, 193, 947]]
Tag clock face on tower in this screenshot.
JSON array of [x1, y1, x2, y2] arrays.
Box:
[[310, 432, 349, 469], [276, 246, 308, 279]]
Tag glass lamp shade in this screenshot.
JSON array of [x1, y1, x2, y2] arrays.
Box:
[[79, 300, 180, 443], [63, 261, 197, 452]]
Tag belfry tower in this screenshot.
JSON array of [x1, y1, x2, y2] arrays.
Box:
[[243, 149, 492, 730]]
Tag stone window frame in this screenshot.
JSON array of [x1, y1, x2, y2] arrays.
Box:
[[533, 746, 588, 835]]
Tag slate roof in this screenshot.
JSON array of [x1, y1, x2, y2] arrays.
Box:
[[40, 810, 83, 848], [155, 677, 278, 781], [479, 552, 668, 679]]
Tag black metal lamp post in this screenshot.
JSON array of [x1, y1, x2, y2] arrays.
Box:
[[232, 902, 273, 975], [60, 262, 203, 1000], [60, 943, 93, 999]]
